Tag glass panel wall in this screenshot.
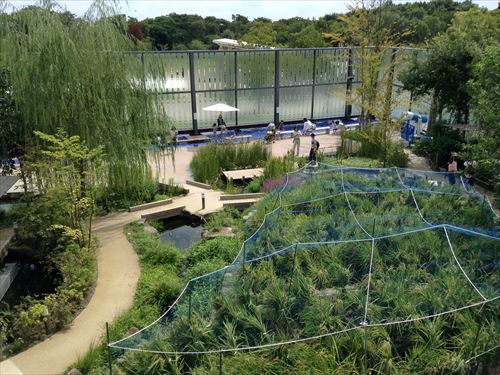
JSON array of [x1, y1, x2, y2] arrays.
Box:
[[143, 53, 191, 93], [157, 93, 192, 129], [237, 89, 274, 125], [280, 86, 313, 121], [237, 51, 275, 89], [315, 48, 349, 84], [194, 51, 235, 91], [135, 47, 424, 131], [280, 50, 314, 86], [314, 84, 346, 119]]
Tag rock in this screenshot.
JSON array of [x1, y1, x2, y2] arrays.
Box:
[[127, 326, 140, 335], [202, 226, 235, 239], [242, 211, 255, 221], [143, 223, 159, 234], [67, 369, 83, 375]]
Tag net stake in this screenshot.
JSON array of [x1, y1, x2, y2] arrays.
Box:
[[106, 322, 113, 375], [188, 293, 192, 324]]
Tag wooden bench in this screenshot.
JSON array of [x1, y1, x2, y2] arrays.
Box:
[[224, 135, 252, 142], [222, 168, 263, 181], [177, 135, 210, 144], [141, 205, 186, 220]]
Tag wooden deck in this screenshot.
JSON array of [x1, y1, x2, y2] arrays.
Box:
[[223, 168, 263, 181]]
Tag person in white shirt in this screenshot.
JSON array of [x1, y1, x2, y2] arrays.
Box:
[[302, 118, 315, 134]]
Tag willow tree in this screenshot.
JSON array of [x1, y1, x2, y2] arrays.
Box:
[[0, 1, 169, 202]]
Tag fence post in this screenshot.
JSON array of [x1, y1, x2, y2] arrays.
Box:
[[234, 51, 238, 127], [344, 48, 353, 120], [106, 322, 113, 375], [274, 50, 280, 125], [188, 51, 198, 135], [311, 49, 317, 119]]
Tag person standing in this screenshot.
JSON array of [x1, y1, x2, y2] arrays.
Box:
[[447, 156, 457, 184], [277, 120, 285, 133], [309, 133, 320, 165], [291, 126, 301, 156], [464, 159, 477, 187], [170, 125, 178, 149], [156, 133, 163, 150], [303, 118, 315, 134]]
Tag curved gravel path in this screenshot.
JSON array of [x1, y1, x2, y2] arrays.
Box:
[[0, 212, 141, 375]]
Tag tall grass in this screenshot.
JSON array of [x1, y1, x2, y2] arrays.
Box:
[[190, 142, 270, 183]]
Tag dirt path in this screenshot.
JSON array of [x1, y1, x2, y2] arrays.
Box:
[[0, 212, 141, 375]]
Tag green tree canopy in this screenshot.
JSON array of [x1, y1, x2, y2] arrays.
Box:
[[0, 3, 167, 202]]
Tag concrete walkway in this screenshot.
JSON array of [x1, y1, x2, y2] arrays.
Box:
[[0, 212, 141, 375]]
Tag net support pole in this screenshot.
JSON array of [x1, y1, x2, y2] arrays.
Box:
[[106, 322, 113, 375], [293, 244, 298, 271], [243, 244, 246, 273], [363, 322, 368, 375], [188, 293, 192, 324]]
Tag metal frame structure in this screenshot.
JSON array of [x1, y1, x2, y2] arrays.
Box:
[[136, 47, 425, 133]]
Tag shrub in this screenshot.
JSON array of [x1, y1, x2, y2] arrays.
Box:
[[245, 176, 264, 193], [186, 237, 241, 266], [387, 143, 409, 167], [183, 258, 227, 280], [137, 266, 183, 308], [203, 208, 243, 234], [126, 222, 182, 268]]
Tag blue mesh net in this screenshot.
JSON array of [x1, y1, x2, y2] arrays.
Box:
[[110, 164, 499, 356]]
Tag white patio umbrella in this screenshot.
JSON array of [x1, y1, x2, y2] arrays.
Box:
[[202, 103, 240, 112]]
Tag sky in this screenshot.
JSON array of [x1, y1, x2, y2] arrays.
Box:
[[6, 0, 499, 20]]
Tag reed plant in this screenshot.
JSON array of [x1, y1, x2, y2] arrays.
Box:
[[190, 142, 270, 184]]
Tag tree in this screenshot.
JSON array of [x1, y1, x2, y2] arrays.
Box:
[[0, 69, 20, 157], [289, 25, 327, 48], [0, 4, 167, 203], [461, 45, 500, 193], [242, 20, 279, 47], [18, 129, 103, 253], [400, 8, 498, 124]]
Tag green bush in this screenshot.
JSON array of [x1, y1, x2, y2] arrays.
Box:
[[137, 266, 183, 308], [126, 222, 182, 268], [203, 208, 243, 234], [183, 258, 227, 280], [387, 143, 410, 167], [191, 142, 270, 184], [413, 124, 463, 168], [244, 176, 264, 193], [1, 241, 97, 355], [186, 236, 241, 266]]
